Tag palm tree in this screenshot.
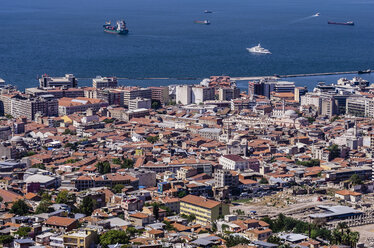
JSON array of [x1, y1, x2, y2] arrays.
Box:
[[349, 231, 360, 248], [332, 228, 341, 244]]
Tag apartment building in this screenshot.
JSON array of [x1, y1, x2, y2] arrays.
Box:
[[180, 195, 229, 224], [39, 74, 77, 89], [58, 97, 108, 115], [150, 86, 169, 105], [92, 76, 118, 88]]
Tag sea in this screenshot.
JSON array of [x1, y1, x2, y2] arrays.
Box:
[[1, 0, 374, 91]]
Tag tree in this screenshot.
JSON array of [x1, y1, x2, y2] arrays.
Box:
[[151, 100, 161, 110], [10, 200, 30, 216], [163, 220, 175, 231], [96, 161, 111, 174], [121, 158, 134, 169], [79, 197, 96, 216], [103, 118, 115, 124], [327, 144, 340, 160], [99, 230, 130, 248], [35, 200, 53, 214], [31, 163, 46, 170], [153, 205, 159, 220], [349, 174, 362, 186], [112, 184, 124, 194], [0, 235, 13, 244], [146, 136, 159, 144], [177, 191, 187, 198], [15, 226, 31, 237], [56, 190, 75, 204], [307, 117, 315, 124], [112, 158, 122, 165], [259, 178, 268, 184], [0, 196, 3, 202]]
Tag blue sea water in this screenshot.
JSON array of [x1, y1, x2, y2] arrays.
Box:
[[1, 0, 374, 90]]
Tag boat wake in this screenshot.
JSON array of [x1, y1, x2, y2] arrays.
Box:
[[290, 13, 320, 24]]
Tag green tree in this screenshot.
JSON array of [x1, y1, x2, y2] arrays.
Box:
[[327, 144, 340, 160], [146, 136, 159, 144], [121, 158, 134, 169], [99, 230, 130, 248], [151, 100, 161, 110], [153, 205, 159, 220], [35, 200, 53, 214], [79, 197, 96, 216], [177, 191, 187, 198], [0, 235, 13, 244], [163, 220, 175, 231], [103, 118, 115, 124], [15, 226, 31, 237], [112, 184, 124, 194], [56, 190, 75, 204], [31, 163, 46, 170], [96, 161, 111, 174], [0, 196, 3, 202], [10, 200, 30, 216], [349, 174, 362, 186], [259, 178, 268, 184], [112, 158, 122, 165]]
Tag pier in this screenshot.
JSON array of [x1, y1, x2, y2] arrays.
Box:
[[75, 70, 369, 82]]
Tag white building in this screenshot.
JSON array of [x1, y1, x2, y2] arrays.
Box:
[[92, 76, 118, 88], [176, 85, 215, 105], [128, 97, 152, 110], [219, 155, 249, 171]]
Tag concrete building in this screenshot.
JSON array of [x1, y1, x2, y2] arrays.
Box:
[[176, 85, 192, 105], [63, 230, 97, 248], [39, 74, 77, 89], [191, 86, 215, 104], [218, 87, 240, 101], [214, 169, 238, 188], [128, 97, 152, 110], [123, 87, 152, 107], [26, 87, 85, 99], [8, 95, 58, 120], [180, 195, 229, 224], [58, 97, 108, 115], [92, 76, 118, 88], [150, 86, 169, 105], [219, 155, 249, 171], [176, 85, 215, 105], [346, 97, 373, 117]]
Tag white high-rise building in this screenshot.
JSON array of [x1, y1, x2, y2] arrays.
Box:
[[176, 85, 192, 105]]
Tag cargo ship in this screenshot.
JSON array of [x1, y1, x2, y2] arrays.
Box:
[[194, 20, 210, 25], [204, 10, 213, 13], [358, 69, 371, 74], [103, 20, 129, 34], [328, 21, 354, 26]]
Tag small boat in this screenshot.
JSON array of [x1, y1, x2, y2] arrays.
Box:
[[194, 20, 210, 25], [247, 43, 271, 54], [358, 69, 371, 74], [204, 10, 213, 13], [313, 13, 320, 17], [328, 21, 354, 26]]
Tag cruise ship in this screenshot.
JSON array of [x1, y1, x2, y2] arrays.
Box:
[[247, 43, 271, 54]]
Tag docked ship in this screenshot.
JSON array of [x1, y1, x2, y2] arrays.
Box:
[[358, 69, 371, 74], [328, 21, 354, 26], [103, 20, 129, 34], [247, 43, 271, 54], [194, 20, 210, 25]]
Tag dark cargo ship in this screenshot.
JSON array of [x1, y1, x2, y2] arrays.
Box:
[[103, 20, 129, 34], [328, 21, 354, 26]]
